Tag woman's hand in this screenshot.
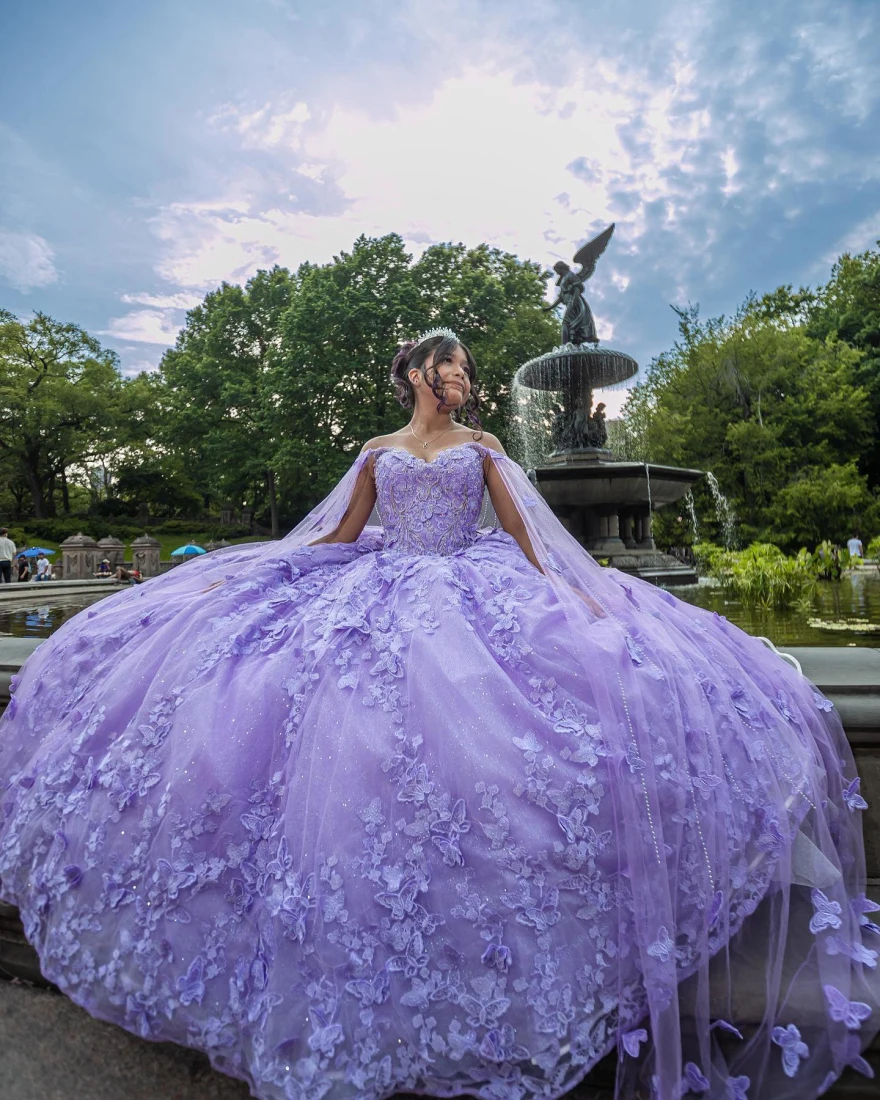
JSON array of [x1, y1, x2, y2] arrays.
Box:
[[571, 586, 607, 618]]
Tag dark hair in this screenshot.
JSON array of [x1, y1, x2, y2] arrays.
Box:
[[389, 335, 482, 429]]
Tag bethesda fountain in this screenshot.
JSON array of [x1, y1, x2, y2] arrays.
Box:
[[513, 225, 703, 585]]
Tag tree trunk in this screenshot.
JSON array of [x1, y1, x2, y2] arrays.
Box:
[[265, 469, 279, 539], [60, 467, 70, 514], [46, 469, 57, 517], [23, 449, 46, 519]]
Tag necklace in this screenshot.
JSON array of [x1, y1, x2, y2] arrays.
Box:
[[409, 422, 456, 450]]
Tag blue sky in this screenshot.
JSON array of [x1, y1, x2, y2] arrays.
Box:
[[1, 0, 878, 414]]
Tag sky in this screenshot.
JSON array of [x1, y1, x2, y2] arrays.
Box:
[[1, 0, 879, 417]]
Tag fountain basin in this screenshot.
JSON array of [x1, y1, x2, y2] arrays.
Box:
[[530, 454, 704, 583], [517, 344, 638, 391]]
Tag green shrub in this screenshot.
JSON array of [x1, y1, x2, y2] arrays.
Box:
[[698, 541, 817, 609], [151, 519, 251, 539]]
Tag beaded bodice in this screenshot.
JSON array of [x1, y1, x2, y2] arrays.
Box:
[[373, 444, 486, 555]]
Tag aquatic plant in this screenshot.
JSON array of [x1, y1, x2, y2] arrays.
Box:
[[694, 541, 817, 609]]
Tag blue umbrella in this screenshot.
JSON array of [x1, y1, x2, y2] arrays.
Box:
[[171, 544, 207, 556], [19, 547, 56, 557]]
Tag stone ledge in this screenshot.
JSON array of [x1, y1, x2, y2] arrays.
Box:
[[0, 979, 251, 1100]]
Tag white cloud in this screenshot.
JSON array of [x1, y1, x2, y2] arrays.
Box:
[[147, 64, 716, 298], [99, 309, 182, 345], [817, 209, 880, 274], [211, 99, 311, 150], [119, 356, 162, 378], [120, 291, 203, 309], [0, 230, 59, 291]]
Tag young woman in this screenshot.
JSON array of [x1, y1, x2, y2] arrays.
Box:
[[0, 330, 876, 1100]]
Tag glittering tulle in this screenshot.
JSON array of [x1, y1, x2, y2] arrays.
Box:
[[0, 443, 877, 1100]]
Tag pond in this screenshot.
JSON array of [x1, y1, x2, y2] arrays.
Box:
[[671, 567, 880, 648], [7, 570, 880, 647], [0, 592, 115, 639]]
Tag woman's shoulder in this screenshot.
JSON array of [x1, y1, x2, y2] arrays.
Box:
[[475, 431, 505, 456], [360, 433, 406, 454]]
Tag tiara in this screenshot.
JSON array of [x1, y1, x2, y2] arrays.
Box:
[[415, 326, 459, 345]]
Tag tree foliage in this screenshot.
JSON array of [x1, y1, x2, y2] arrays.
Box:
[[0, 310, 123, 517], [623, 247, 880, 549], [158, 234, 557, 523]]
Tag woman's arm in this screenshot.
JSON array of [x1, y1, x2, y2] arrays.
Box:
[[481, 440, 544, 573], [309, 451, 379, 546]]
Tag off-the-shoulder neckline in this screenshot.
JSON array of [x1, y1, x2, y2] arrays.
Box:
[[367, 441, 499, 467]]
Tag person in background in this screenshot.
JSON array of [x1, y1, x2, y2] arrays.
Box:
[[34, 552, 52, 582], [114, 565, 142, 584], [0, 528, 16, 584], [16, 553, 30, 583], [94, 558, 113, 577], [847, 533, 864, 560]]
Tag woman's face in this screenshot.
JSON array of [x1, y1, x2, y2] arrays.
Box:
[[410, 344, 472, 411]]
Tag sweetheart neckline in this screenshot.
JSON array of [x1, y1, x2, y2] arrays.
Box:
[[372, 442, 487, 467]]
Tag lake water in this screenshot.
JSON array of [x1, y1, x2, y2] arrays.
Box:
[[0, 592, 114, 639], [5, 570, 880, 647], [671, 568, 880, 648]]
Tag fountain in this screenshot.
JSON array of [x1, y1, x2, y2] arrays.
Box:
[[513, 225, 704, 585]]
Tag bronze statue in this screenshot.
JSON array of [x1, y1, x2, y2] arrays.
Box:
[[588, 401, 607, 447], [543, 224, 615, 345]]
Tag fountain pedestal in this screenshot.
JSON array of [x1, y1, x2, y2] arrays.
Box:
[[529, 448, 703, 583]]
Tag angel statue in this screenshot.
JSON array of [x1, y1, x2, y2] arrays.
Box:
[[544, 223, 615, 345]]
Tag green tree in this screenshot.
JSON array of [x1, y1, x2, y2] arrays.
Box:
[[276, 234, 557, 512], [623, 294, 872, 548], [157, 267, 295, 536], [770, 462, 874, 548], [807, 245, 880, 485], [0, 310, 122, 517]]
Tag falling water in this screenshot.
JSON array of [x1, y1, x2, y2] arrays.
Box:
[[706, 472, 738, 549], [511, 374, 560, 467], [643, 462, 653, 513], [683, 489, 699, 541]]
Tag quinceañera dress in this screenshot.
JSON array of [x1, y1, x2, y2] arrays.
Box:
[[1, 442, 878, 1100]]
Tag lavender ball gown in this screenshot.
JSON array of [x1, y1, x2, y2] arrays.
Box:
[[1, 442, 878, 1100]]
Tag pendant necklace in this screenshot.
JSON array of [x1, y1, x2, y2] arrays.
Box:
[[409, 422, 456, 450]]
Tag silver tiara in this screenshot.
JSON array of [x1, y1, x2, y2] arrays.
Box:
[[415, 326, 459, 345]]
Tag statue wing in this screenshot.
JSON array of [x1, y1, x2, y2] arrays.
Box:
[[572, 224, 615, 276]]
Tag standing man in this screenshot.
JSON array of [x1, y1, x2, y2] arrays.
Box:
[[0, 528, 16, 584], [847, 533, 864, 561]]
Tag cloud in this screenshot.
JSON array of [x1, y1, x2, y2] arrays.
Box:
[[144, 63, 690, 296], [120, 291, 203, 309], [89, 0, 880, 378], [99, 309, 182, 345], [0, 230, 59, 291], [118, 355, 163, 378], [211, 99, 311, 151]]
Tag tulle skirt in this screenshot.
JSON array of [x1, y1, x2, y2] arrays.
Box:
[[0, 526, 877, 1100]]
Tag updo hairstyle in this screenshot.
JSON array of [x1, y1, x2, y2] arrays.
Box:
[[389, 335, 482, 428]]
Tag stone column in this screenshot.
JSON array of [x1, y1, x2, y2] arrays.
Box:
[[620, 511, 637, 549], [584, 507, 627, 554], [131, 534, 161, 577], [97, 536, 125, 568], [636, 508, 656, 550], [60, 533, 100, 580]]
